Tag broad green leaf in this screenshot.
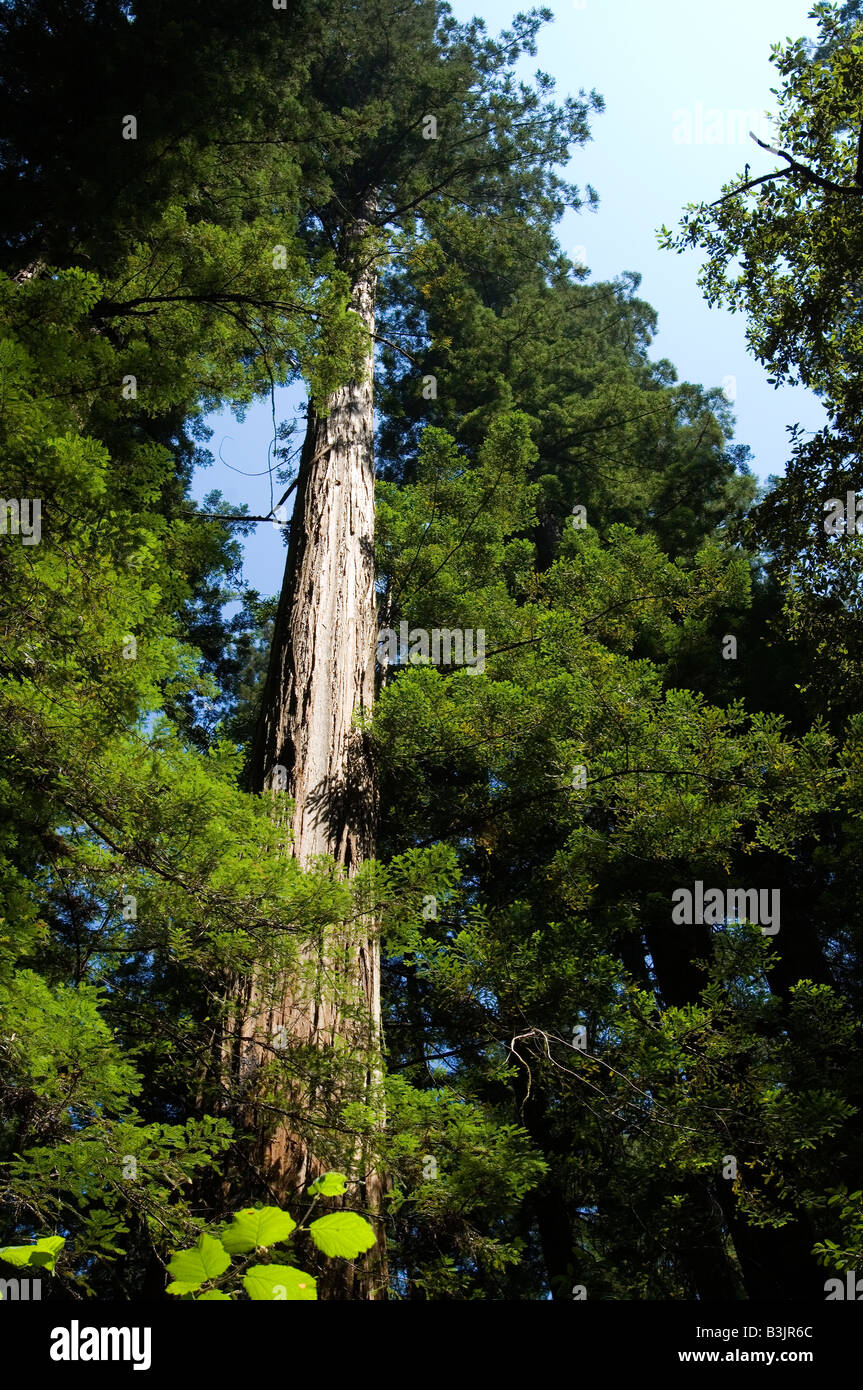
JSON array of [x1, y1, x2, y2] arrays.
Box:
[[0, 1236, 65, 1272], [166, 1233, 230, 1293], [308, 1172, 348, 1197], [243, 1264, 317, 1301], [196, 1289, 232, 1300], [221, 1205, 297, 1254], [309, 1212, 376, 1259]]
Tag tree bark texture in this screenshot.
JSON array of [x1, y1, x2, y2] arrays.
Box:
[[241, 213, 386, 1298]]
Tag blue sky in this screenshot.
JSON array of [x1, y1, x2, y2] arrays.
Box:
[[193, 0, 826, 597]]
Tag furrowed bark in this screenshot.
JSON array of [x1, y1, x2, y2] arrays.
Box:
[[241, 209, 386, 1299]]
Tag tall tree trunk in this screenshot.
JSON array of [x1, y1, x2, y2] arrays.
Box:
[[242, 209, 386, 1299]]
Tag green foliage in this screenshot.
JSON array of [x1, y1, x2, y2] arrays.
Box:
[[0, 1236, 64, 1272], [221, 1208, 298, 1255], [166, 1234, 232, 1295], [370, 374, 862, 1296], [0, 42, 366, 1292], [308, 1173, 348, 1197], [308, 1212, 377, 1259], [243, 1266, 317, 1302], [658, 4, 863, 720], [162, 1185, 372, 1300]]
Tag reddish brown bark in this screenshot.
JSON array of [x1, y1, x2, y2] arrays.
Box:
[[241, 215, 386, 1298]]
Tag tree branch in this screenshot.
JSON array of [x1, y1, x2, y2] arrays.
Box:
[[748, 130, 863, 195], [710, 130, 863, 207], [178, 512, 291, 523], [94, 291, 323, 320]]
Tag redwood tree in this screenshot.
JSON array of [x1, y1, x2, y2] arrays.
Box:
[[242, 0, 602, 1297]]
